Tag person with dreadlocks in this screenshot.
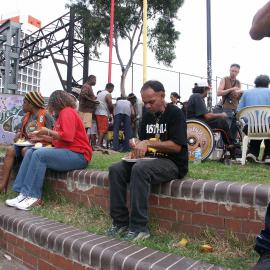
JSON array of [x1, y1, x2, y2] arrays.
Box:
[[0, 91, 54, 194], [5, 90, 92, 211]]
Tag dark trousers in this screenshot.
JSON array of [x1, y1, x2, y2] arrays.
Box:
[[255, 202, 270, 255], [205, 118, 232, 145], [113, 114, 132, 152], [223, 109, 238, 143], [109, 158, 180, 232]]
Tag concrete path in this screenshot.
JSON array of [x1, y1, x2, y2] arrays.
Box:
[[0, 249, 29, 270]]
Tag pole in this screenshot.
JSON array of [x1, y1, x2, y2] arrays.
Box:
[[108, 0, 115, 83], [178, 72, 181, 98], [143, 0, 147, 83], [206, 0, 212, 109], [131, 61, 134, 93], [67, 7, 75, 92]]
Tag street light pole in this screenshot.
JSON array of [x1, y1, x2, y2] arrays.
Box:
[[206, 0, 212, 109], [143, 0, 148, 83]]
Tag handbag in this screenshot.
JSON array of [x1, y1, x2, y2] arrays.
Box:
[[213, 100, 224, 113]]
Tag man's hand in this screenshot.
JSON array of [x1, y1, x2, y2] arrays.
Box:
[[129, 138, 140, 149], [133, 140, 149, 158]]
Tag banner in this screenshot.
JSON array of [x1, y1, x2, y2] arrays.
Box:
[[0, 94, 24, 145]]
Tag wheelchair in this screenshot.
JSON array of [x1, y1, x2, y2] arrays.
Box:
[[187, 119, 215, 161], [187, 119, 235, 161]]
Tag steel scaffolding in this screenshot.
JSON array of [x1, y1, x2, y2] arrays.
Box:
[[0, 8, 90, 94]]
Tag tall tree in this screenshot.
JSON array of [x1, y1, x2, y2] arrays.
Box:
[[68, 0, 184, 96]]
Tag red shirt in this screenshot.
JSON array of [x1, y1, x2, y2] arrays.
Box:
[[52, 107, 92, 161]]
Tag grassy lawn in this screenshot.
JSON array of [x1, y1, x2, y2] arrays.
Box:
[[90, 151, 270, 184]]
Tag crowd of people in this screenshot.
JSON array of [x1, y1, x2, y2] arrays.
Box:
[[0, 1, 270, 268]]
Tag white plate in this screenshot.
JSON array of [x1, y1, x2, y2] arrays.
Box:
[[122, 157, 157, 162], [32, 146, 54, 150], [14, 142, 34, 147]]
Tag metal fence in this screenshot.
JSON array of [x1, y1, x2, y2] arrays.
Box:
[[89, 58, 253, 106]]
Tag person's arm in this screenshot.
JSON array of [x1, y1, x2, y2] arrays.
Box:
[[105, 94, 114, 113], [203, 112, 227, 120], [217, 78, 239, 97], [80, 86, 97, 102], [132, 139, 181, 158], [250, 1, 270, 40], [32, 110, 76, 142]]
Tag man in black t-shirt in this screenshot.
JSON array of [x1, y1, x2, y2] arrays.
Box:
[[107, 80, 188, 241], [187, 81, 232, 146]]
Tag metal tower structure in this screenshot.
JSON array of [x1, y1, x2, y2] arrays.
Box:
[[0, 20, 21, 94], [0, 8, 90, 94]]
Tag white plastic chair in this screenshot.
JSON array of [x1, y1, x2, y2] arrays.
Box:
[[237, 105, 270, 165]]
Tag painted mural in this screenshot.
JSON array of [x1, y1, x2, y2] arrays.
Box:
[[0, 94, 24, 145]]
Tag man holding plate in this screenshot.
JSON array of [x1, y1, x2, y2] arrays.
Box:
[[107, 80, 188, 241]]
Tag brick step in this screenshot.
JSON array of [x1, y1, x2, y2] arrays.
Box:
[[0, 204, 231, 270]]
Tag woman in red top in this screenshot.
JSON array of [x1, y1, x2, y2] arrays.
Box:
[[5, 90, 92, 211]]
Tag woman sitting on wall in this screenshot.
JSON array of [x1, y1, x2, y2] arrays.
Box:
[[0, 91, 54, 194], [5, 90, 92, 211]]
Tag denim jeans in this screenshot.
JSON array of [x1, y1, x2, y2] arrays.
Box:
[[255, 201, 270, 254], [109, 158, 180, 232], [13, 148, 88, 199], [113, 113, 132, 152]]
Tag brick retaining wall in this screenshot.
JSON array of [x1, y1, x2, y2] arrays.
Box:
[[0, 204, 232, 270], [45, 169, 267, 239], [0, 160, 267, 269]]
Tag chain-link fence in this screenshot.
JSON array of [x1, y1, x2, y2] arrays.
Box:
[[89, 58, 253, 107]]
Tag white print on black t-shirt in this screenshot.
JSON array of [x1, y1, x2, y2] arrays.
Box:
[[146, 123, 167, 134]]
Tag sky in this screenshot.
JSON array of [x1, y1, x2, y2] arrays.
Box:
[[1, 0, 270, 104]]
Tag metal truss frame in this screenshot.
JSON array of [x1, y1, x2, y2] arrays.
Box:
[[1, 8, 90, 93]]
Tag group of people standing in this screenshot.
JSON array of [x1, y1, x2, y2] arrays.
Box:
[[76, 74, 144, 152]]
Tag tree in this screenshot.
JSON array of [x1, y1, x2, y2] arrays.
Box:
[[68, 0, 184, 97]]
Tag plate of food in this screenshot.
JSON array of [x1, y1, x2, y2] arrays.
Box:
[[121, 157, 157, 162], [14, 139, 34, 147], [32, 143, 54, 150]]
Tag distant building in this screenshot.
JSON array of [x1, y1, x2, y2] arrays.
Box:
[[0, 14, 42, 94]]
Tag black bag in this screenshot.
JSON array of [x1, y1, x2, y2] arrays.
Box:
[[213, 100, 224, 113]]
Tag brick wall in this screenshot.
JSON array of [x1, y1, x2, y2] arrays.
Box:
[[45, 169, 268, 239], [0, 205, 231, 270]]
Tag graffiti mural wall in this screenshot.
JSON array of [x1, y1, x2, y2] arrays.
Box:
[[0, 94, 24, 145]]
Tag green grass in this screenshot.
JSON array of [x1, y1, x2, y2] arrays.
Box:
[[88, 151, 125, 170], [188, 160, 270, 184], [89, 152, 270, 184]]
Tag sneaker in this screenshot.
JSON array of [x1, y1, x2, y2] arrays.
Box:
[[123, 230, 150, 241], [246, 153, 259, 163], [16, 197, 43, 211], [251, 251, 270, 270], [106, 225, 128, 237], [5, 194, 26, 207]]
